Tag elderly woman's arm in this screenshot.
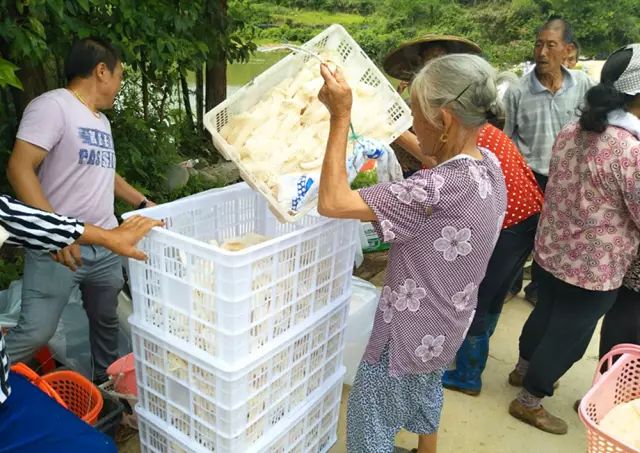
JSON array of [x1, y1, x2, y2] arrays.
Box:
[[317, 64, 377, 221]]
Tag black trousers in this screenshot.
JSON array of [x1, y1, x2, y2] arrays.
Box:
[[468, 214, 538, 336], [599, 285, 640, 358], [532, 171, 549, 192], [511, 171, 547, 295], [520, 267, 618, 398]]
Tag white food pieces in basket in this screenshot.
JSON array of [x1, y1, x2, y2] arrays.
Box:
[[167, 351, 189, 380], [221, 233, 271, 252], [220, 55, 394, 207], [599, 398, 640, 449]]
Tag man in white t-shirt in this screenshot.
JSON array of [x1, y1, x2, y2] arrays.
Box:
[[5, 37, 155, 383]]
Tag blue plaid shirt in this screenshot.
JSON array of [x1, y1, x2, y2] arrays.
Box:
[[504, 67, 595, 176]]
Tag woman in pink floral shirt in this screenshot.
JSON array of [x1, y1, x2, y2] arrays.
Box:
[[508, 44, 640, 435], [317, 54, 507, 453]]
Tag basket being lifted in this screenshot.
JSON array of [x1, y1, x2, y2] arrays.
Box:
[[204, 24, 413, 223]]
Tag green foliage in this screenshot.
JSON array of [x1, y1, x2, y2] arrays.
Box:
[[0, 0, 254, 281], [255, 0, 640, 68], [549, 0, 640, 55], [0, 253, 24, 290], [0, 0, 255, 203], [0, 58, 22, 89], [268, 0, 377, 15], [0, 98, 16, 196]]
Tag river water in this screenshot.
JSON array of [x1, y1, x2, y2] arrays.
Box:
[[227, 52, 288, 96]]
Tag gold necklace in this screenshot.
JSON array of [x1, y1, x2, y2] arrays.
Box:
[[69, 89, 101, 118]]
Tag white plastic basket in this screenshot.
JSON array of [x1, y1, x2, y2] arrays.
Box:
[[203, 24, 413, 223], [135, 360, 346, 453], [131, 300, 347, 450], [124, 183, 357, 369]]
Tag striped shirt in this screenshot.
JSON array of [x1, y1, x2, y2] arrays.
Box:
[[0, 334, 8, 405], [504, 67, 595, 176], [0, 194, 85, 405]]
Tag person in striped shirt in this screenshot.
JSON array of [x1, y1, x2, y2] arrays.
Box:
[[1, 194, 159, 451]]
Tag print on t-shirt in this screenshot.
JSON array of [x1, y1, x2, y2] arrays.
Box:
[[78, 127, 116, 169]]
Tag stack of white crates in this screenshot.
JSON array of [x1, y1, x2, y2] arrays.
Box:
[[124, 183, 358, 452]]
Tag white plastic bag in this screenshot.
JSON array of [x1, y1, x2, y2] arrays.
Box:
[[284, 137, 402, 214], [48, 288, 133, 379], [343, 277, 379, 386], [0, 280, 22, 328], [1, 279, 132, 379]]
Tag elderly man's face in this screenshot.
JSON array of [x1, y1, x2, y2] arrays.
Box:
[[534, 28, 568, 75]]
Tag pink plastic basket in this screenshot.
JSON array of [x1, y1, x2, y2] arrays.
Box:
[[579, 344, 640, 453], [106, 353, 137, 396]]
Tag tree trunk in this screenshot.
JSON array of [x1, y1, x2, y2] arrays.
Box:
[[53, 55, 65, 87], [196, 64, 204, 130], [0, 87, 16, 140], [158, 86, 169, 123], [7, 63, 48, 120], [0, 42, 46, 118], [180, 73, 195, 130], [205, 0, 228, 112], [205, 60, 226, 112]]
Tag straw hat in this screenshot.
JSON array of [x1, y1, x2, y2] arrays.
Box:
[[383, 34, 482, 81]]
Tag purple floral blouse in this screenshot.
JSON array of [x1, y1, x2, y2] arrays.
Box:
[[359, 147, 507, 377]]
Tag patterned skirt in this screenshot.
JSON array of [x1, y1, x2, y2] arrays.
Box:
[[346, 346, 444, 453]]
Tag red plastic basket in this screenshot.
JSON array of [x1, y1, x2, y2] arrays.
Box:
[[10, 363, 67, 408], [42, 370, 104, 425], [579, 344, 640, 453]]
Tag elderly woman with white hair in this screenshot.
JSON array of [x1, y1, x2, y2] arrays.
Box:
[[317, 54, 507, 453]]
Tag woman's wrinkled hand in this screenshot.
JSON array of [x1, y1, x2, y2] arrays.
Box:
[[318, 63, 352, 121]]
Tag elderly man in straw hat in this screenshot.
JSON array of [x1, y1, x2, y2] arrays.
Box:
[[384, 35, 483, 174]]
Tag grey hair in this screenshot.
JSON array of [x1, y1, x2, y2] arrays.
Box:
[[411, 54, 516, 130]]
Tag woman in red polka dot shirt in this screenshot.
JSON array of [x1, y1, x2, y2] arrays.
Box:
[[397, 121, 543, 395]]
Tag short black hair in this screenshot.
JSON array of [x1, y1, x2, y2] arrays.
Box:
[[537, 16, 574, 44], [570, 40, 581, 58], [64, 37, 121, 82]]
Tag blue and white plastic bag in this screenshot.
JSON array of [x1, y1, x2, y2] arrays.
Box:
[[276, 137, 403, 214]]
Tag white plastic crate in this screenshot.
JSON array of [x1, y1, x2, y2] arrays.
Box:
[[203, 24, 413, 223], [131, 301, 347, 451], [124, 183, 357, 369], [137, 367, 344, 453]]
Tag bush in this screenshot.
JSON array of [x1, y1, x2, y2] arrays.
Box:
[[0, 250, 23, 290]]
